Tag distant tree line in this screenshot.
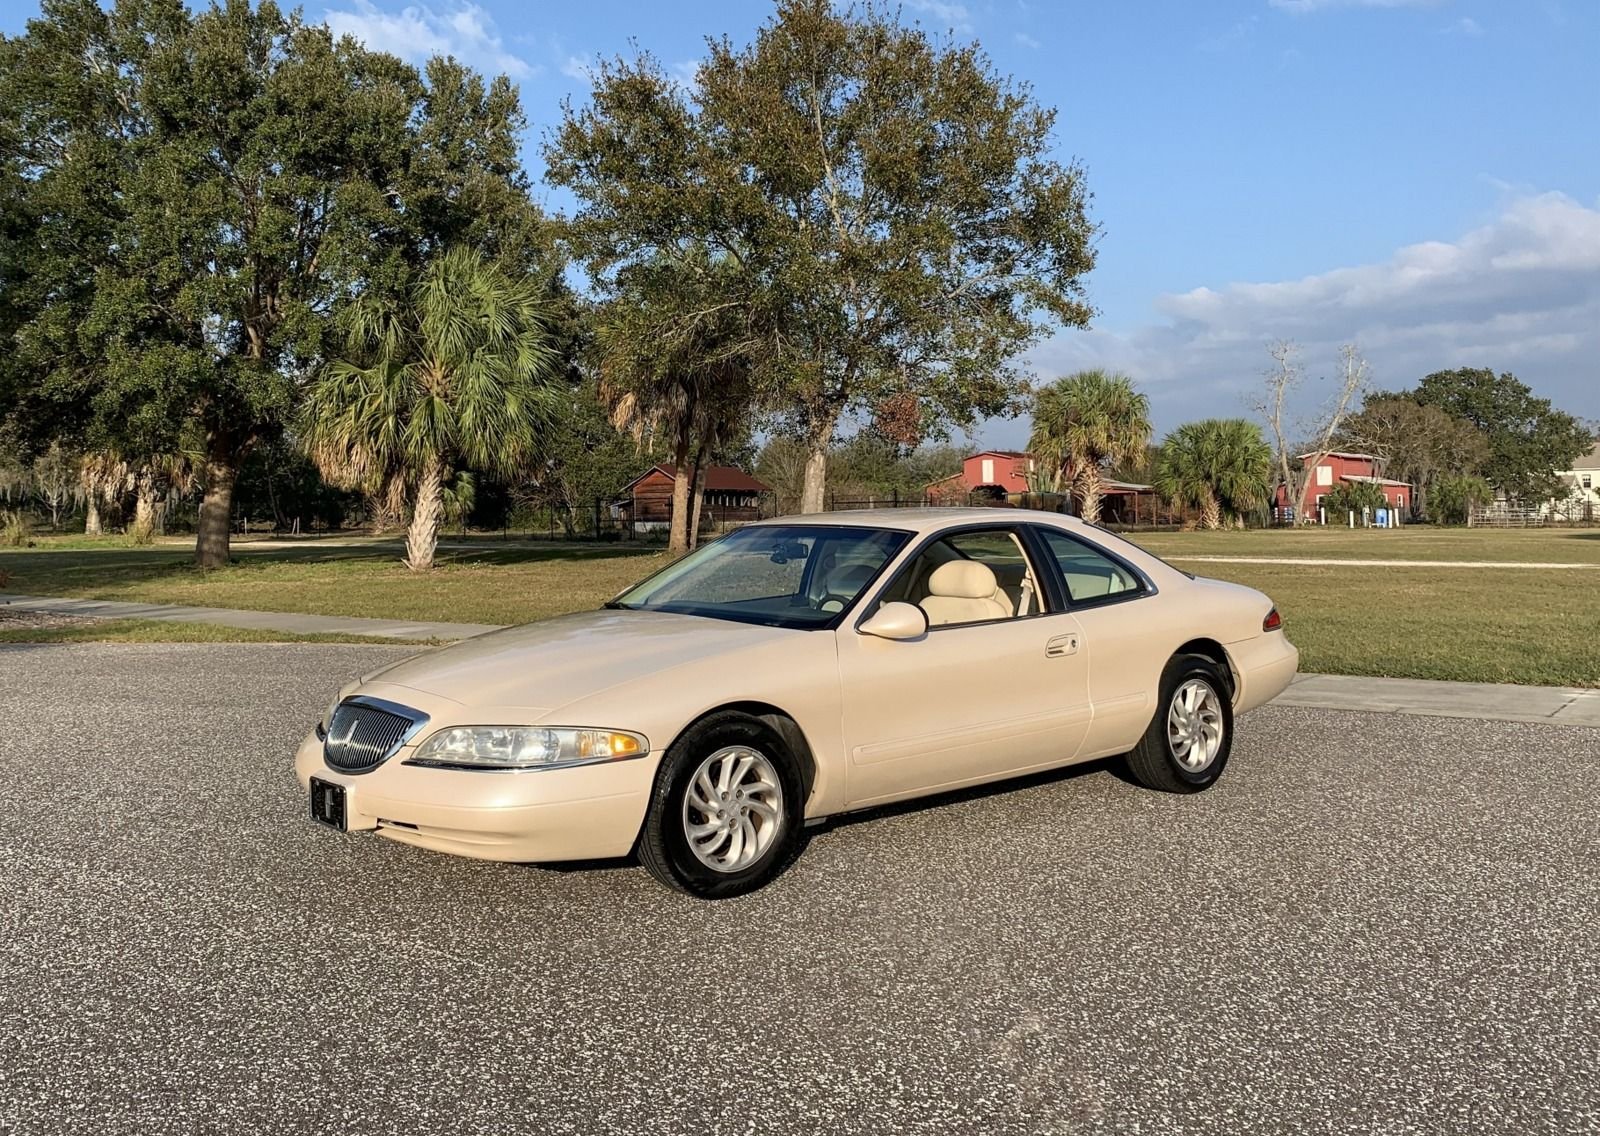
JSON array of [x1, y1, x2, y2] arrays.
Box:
[[1, 0, 1097, 563], [1022, 353, 1593, 530], [2, 1, 1590, 561]]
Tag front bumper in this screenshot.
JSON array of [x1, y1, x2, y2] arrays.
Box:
[[294, 729, 659, 862]]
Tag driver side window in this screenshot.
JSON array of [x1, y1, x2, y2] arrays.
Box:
[[881, 529, 1047, 627]]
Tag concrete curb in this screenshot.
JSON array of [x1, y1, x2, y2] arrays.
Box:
[[1272, 673, 1600, 729]]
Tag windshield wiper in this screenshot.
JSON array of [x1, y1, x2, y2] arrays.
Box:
[[602, 600, 632, 610]]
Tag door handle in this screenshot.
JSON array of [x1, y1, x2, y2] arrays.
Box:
[[1045, 633, 1080, 658]]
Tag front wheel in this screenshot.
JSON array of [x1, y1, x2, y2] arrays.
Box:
[[636, 712, 805, 898], [1124, 654, 1234, 793]]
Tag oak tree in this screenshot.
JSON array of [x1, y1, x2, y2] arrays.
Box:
[[547, 0, 1097, 511], [1412, 368, 1590, 504]]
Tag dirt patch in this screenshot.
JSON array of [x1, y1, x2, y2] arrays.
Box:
[[0, 607, 96, 631]]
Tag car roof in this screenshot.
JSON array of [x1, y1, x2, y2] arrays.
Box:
[[748, 507, 1086, 535]]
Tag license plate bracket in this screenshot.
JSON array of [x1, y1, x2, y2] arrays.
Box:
[[310, 777, 347, 832]]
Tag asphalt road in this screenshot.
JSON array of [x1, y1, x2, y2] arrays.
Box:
[[1, 644, 1597, 1136]]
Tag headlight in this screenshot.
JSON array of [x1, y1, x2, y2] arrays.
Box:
[[405, 726, 649, 771]]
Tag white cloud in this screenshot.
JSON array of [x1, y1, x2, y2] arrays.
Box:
[[904, 0, 974, 33], [1199, 17, 1258, 52], [1447, 16, 1484, 34], [1015, 32, 1041, 49], [998, 193, 1600, 441], [560, 53, 592, 81], [324, 1, 535, 79]]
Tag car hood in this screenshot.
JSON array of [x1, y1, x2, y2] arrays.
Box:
[[361, 608, 800, 713]]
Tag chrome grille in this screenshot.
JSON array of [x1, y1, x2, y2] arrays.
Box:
[[323, 698, 427, 774]]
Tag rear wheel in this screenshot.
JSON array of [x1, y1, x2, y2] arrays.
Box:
[[637, 711, 805, 898], [1124, 654, 1234, 793]]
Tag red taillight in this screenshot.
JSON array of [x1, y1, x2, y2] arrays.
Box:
[[1263, 607, 1282, 632]]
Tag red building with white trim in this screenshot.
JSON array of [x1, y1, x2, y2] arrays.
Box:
[[924, 450, 1036, 500], [1276, 451, 1412, 518], [619, 464, 770, 530], [924, 450, 1158, 520]]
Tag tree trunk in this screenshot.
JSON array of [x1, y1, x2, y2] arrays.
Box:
[[667, 432, 693, 555], [406, 458, 444, 571], [194, 453, 236, 568], [84, 496, 102, 536], [688, 440, 711, 549], [1077, 465, 1103, 524], [1201, 490, 1222, 531], [800, 415, 835, 515], [133, 470, 157, 536]]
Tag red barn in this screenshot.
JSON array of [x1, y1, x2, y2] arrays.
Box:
[[620, 464, 770, 530], [924, 450, 1157, 520], [925, 451, 1036, 501], [1277, 451, 1412, 518]]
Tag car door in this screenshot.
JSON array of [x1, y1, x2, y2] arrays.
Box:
[[1030, 525, 1169, 759], [834, 524, 1093, 808]]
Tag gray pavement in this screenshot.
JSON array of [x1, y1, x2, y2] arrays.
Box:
[[2, 642, 1597, 1135]]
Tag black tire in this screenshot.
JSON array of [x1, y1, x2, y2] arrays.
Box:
[[1124, 654, 1234, 794], [637, 711, 806, 899]]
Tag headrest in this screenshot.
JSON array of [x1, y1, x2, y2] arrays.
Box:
[[927, 560, 999, 599], [827, 562, 877, 594]]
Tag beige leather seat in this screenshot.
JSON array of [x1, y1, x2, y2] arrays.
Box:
[[919, 561, 1013, 626]]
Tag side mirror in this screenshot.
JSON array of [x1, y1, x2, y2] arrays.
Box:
[[858, 601, 928, 641]]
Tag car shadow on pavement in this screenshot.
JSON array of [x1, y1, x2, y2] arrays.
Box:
[[807, 754, 1135, 839], [521, 756, 1136, 888]]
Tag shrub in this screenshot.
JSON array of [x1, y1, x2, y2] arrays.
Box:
[[1, 509, 30, 547], [1431, 474, 1494, 525], [1322, 480, 1387, 518]]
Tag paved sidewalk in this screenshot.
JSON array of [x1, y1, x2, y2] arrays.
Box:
[[1173, 555, 1598, 569], [1274, 672, 1600, 728], [0, 592, 500, 641]]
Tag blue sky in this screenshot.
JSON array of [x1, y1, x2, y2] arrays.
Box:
[[6, 0, 1598, 444]]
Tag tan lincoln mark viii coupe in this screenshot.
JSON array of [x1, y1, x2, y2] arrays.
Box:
[[295, 509, 1299, 897]]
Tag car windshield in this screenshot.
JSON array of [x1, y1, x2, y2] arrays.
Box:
[[609, 524, 910, 629]]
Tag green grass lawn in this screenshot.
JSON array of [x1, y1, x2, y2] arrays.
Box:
[[1132, 525, 1600, 564], [3, 527, 1597, 686], [0, 537, 666, 625]]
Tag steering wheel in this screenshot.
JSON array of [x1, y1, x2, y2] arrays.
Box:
[[814, 563, 875, 614]]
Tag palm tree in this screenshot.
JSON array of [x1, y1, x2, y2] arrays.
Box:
[[1028, 371, 1152, 523], [78, 450, 130, 536], [597, 250, 762, 554], [1155, 419, 1273, 530], [301, 246, 560, 570]]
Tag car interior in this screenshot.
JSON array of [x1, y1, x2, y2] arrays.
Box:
[[877, 530, 1044, 627], [1038, 530, 1142, 602]]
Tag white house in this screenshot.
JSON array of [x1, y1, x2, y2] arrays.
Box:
[[1543, 440, 1600, 522]]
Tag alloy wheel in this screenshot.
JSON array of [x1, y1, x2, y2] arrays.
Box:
[[1167, 678, 1224, 772], [681, 746, 785, 873]]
